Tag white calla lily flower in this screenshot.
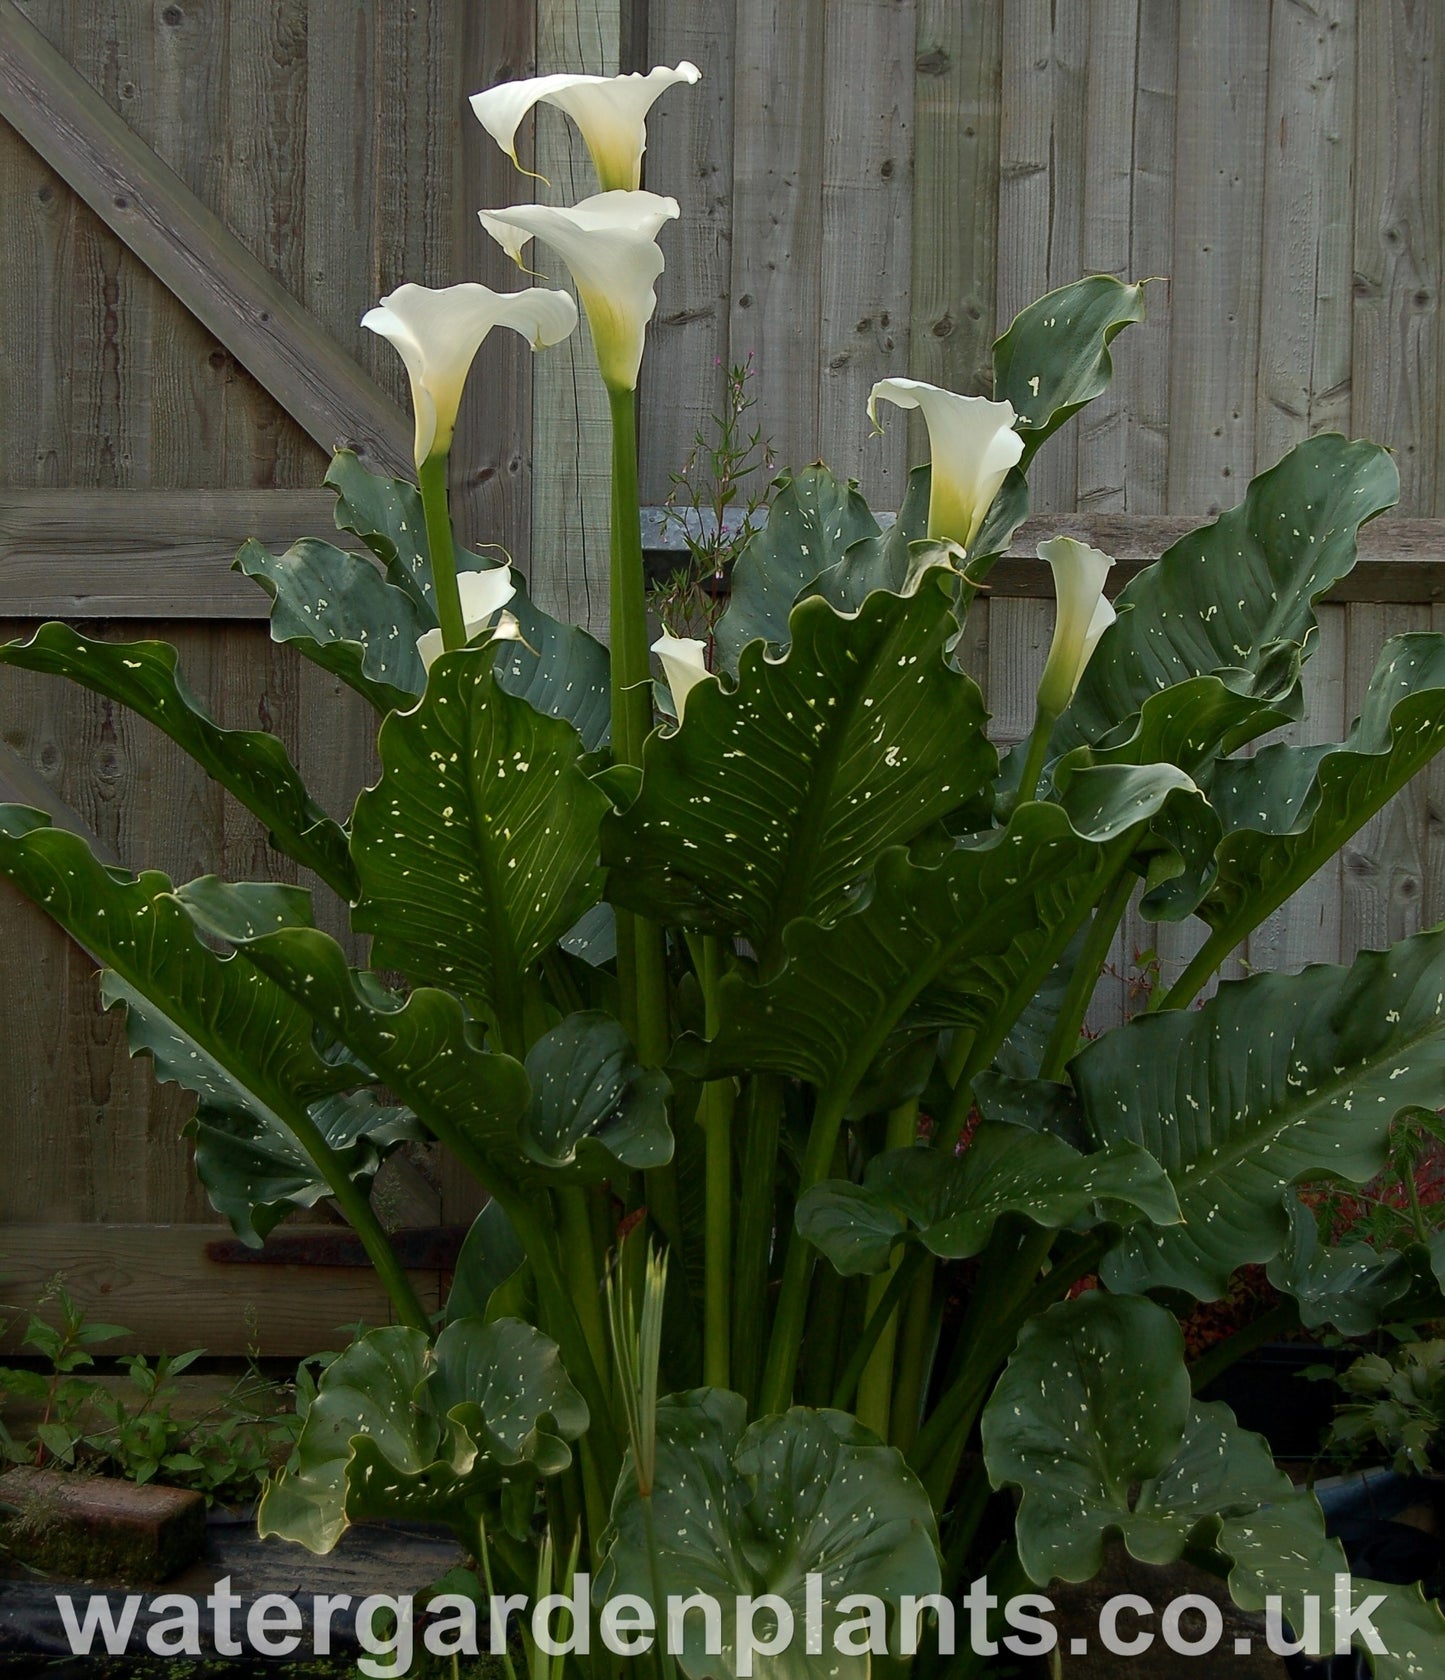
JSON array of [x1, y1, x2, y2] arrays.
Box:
[[652, 632, 713, 723], [362, 282, 578, 467], [479, 192, 679, 393], [417, 567, 519, 671], [1037, 537, 1116, 713], [471, 62, 701, 193], [867, 378, 1023, 556]]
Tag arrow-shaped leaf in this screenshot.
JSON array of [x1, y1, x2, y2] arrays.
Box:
[[606, 581, 995, 955], [351, 650, 608, 1025], [1076, 926, 1445, 1299]]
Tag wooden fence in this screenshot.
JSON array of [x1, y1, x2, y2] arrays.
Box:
[[1, 0, 1444, 1351]]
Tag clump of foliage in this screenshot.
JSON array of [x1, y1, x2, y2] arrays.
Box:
[[6, 53, 1445, 1680], [0, 1285, 299, 1505], [1330, 1341, 1445, 1477]]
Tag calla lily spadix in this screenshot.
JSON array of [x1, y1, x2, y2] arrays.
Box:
[[1036, 536, 1116, 715], [652, 631, 713, 723], [417, 567, 519, 671], [479, 192, 679, 393], [471, 62, 701, 194], [868, 378, 1023, 557], [362, 282, 578, 467]]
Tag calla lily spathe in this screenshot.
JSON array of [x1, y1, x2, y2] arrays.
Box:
[[471, 62, 701, 193], [479, 192, 679, 393], [868, 378, 1023, 557], [362, 282, 578, 467], [1036, 536, 1116, 714], [417, 567, 519, 671], [652, 632, 713, 723]]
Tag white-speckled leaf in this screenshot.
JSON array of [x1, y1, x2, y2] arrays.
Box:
[[1077, 928, 1445, 1300], [594, 1389, 939, 1680]]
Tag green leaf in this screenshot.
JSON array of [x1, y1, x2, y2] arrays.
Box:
[[191, 1088, 420, 1246], [796, 1129, 1179, 1275], [1056, 435, 1399, 753], [351, 650, 609, 1022], [982, 1293, 1445, 1671], [1265, 1194, 1412, 1337], [172, 881, 534, 1196], [492, 572, 612, 753], [973, 1069, 1089, 1147], [0, 813, 383, 1246], [1200, 633, 1445, 950], [682, 807, 1099, 1090], [235, 536, 427, 714], [714, 466, 881, 670], [258, 1317, 586, 1553], [993, 276, 1148, 467], [807, 463, 930, 612], [605, 582, 995, 954], [1077, 926, 1445, 1299], [685, 772, 1197, 1094], [447, 1201, 530, 1324], [0, 625, 355, 895], [594, 1390, 940, 1680], [324, 449, 433, 610], [520, 1012, 672, 1181]]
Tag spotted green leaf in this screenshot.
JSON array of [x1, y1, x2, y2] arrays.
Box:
[[258, 1317, 586, 1553], [605, 581, 995, 956], [351, 650, 608, 1024], [796, 1129, 1179, 1276], [594, 1390, 939, 1680], [714, 466, 880, 670], [1077, 926, 1445, 1300]]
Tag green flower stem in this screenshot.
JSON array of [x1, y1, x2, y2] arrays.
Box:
[[699, 936, 734, 1389], [606, 384, 653, 769], [832, 1246, 926, 1412], [854, 1099, 920, 1435], [417, 452, 467, 655], [1037, 863, 1137, 1081], [557, 1186, 608, 1374], [282, 1100, 430, 1335], [758, 1085, 851, 1416], [888, 1258, 937, 1455], [1015, 703, 1059, 807], [731, 1074, 783, 1407]]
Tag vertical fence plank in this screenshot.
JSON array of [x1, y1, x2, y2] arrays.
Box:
[[818, 0, 914, 502], [1166, 1, 1269, 518], [526, 0, 620, 634], [1352, 0, 1440, 516], [639, 0, 735, 503], [729, 0, 824, 477], [909, 0, 1001, 408], [221, 0, 319, 490], [1256, 0, 1355, 470], [997, 0, 1088, 513], [454, 0, 539, 566], [1119, 0, 1177, 514], [1075, 0, 1140, 515]]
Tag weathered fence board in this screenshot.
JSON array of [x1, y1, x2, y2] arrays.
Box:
[[5, 0, 1445, 1349]]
